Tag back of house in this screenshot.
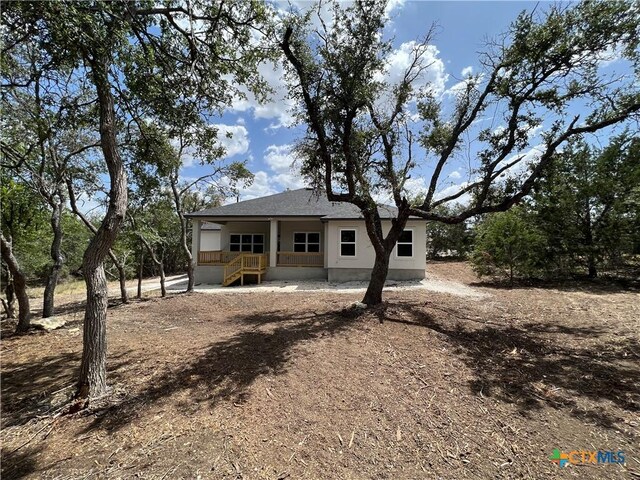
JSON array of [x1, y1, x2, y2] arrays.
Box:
[[186, 188, 426, 286]]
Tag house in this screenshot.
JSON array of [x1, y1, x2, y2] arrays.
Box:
[[186, 188, 427, 286]]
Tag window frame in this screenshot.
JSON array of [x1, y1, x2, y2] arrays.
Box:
[[293, 232, 321, 253], [394, 228, 414, 258], [229, 233, 265, 254], [339, 228, 357, 258]]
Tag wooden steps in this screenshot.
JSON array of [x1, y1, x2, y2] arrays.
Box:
[[222, 253, 268, 286]]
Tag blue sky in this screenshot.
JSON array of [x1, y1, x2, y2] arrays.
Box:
[[177, 1, 631, 205]]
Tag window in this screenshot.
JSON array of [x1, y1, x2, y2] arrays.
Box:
[[396, 229, 413, 257], [229, 233, 264, 253], [339, 229, 356, 257], [293, 232, 320, 253]]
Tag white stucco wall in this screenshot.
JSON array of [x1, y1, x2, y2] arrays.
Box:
[[326, 220, 426, 271]]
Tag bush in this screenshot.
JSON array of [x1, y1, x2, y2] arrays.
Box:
[[471, 206, 546, 284]]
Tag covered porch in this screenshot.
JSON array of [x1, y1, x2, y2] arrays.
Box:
[[192, 218, 327, 285]]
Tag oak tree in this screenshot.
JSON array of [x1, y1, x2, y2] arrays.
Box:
[[282, 0, 640, 304], [3, 0, 273, 400]]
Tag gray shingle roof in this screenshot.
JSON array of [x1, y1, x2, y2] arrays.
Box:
[[186, 188, 407, 220]]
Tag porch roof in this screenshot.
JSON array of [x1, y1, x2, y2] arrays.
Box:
[[186, 188, 422, 221]]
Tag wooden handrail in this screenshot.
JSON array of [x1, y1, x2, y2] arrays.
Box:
[[198, 250, 239, 265], [277, 251, 323, 267], [223, 254, 243, 280]]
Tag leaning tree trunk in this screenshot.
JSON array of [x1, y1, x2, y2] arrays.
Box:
[[77, 56, 127, 401], [170, 179, 194, 292], [66, 178, 128, 304], [362, 249, 393, 305], [158, 253, 166, 298], [43, 199, 64, 318], [361, 206, 410, 306], [113, 258, 129, 304], [4, 272, 16, 319], [1, 233, 31, 333], [137, 247, 144, 299]]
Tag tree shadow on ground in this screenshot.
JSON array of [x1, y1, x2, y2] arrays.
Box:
[[0, 297, 155, 338], [1, 443, 43, 480], [1, 347, 145, 479], [78, 307, 362, 435], [1, 350, 134, 429], [375, 301, 639, 434], [469, 277, 638, 295]]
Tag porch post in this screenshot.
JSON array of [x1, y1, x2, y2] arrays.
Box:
[[192, 220, 201, 265], [269, 219, 278, 267]]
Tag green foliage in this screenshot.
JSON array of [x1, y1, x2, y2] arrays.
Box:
[[531, 134, 640, 277], [1, 176, 91, 282], [471, 206, 546, 283], [60, 213, 93, 278], [425, 205, 473, 258], [1, 178, 51, 281], [471, 134, 640, 281]]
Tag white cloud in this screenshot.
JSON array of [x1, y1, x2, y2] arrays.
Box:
[[264, 144, 294, 173], [498, 145, 545, 180], [461, 66, 473, 77], [449, 170, 462, 180], [375, 41, 448, 97], [233, 143, 307, 201], [445, 73, 485, 97], [228, 61, 295, 130], [384, 0, 405, 18], [171, 139, 196, 168], [272, 172, 306, 190], [212, 124, 250, 158], [403, 176, 428, 199], [433, 181, 472, 206], [526, 124, 543, 140], [173, 123, 249, 168], [231, 171, 277, 202]]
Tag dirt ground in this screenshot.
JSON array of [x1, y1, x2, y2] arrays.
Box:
[[1, 261, 639, 479]]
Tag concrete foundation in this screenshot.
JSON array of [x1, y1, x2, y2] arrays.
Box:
[[194, 265, 224, 284], [328, 268, 425, 283], [196, 264, 424, 285], [265, 267, 327, 281]]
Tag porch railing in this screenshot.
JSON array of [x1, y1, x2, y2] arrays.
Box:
[[277, 252, 324, 267], [199, 250, 324, 267], [198, 250, 239, 265]]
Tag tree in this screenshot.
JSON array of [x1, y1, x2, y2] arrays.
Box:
[[127, 156, 180, 298], [282, 0, 640, 305], [533, 134, 640, 278], [0, 233, 31, 332], [132, 123, 253, 292], [2, 0, 273, 400], [1, 41, 99, 318], [425, 205, 472, 258], [470, 206, 546, 284], [65, 177, 130, 305], [0, 176, 48, 332]]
